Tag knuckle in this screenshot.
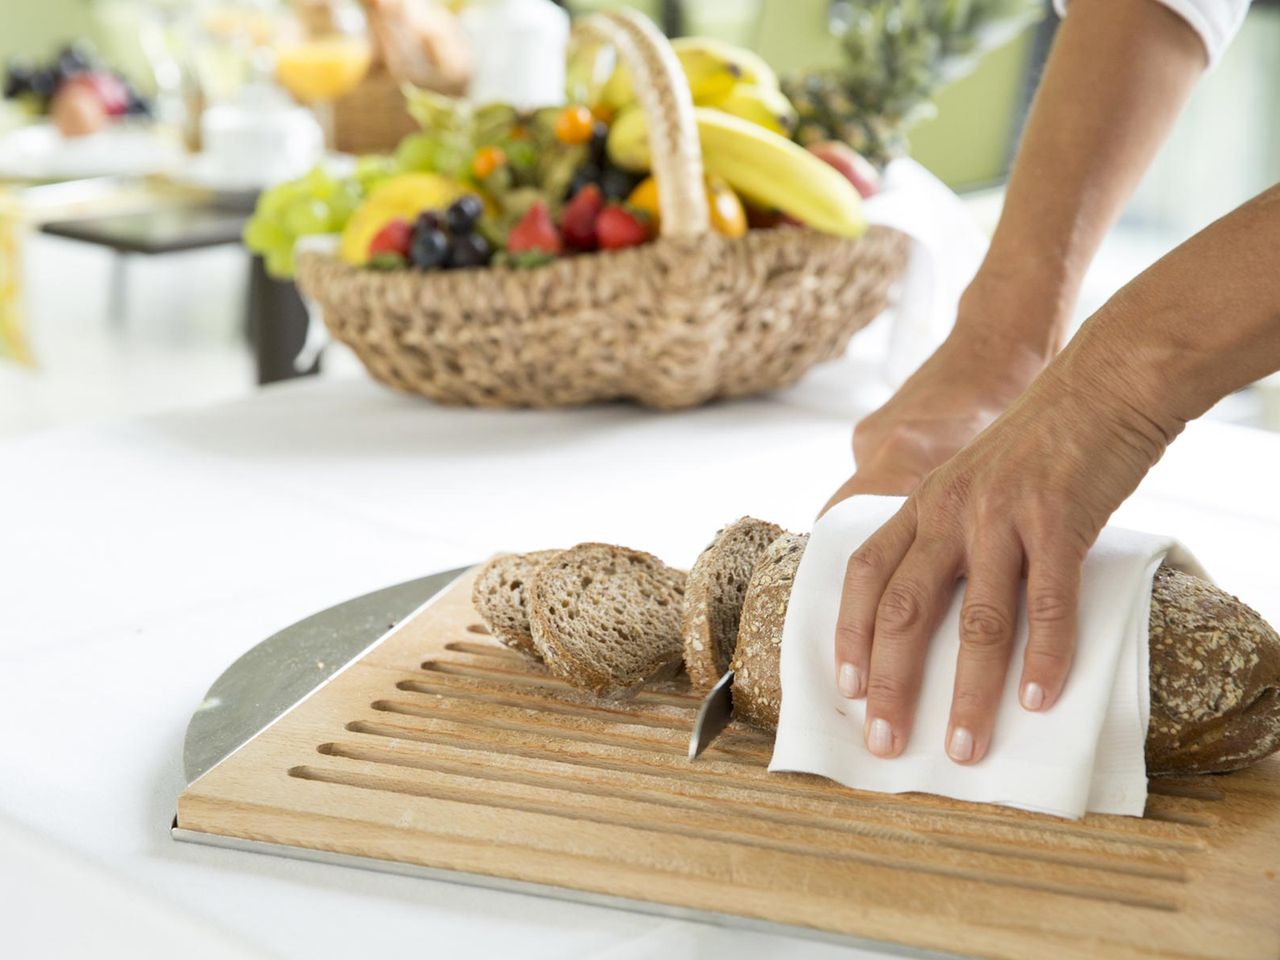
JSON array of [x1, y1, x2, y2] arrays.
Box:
[[845, 548, 881, 581], [867, 671, 910, 705], [877, 583, 924, 633], [959, 601, 1013, 653], [950, 684, 989, 717], [834, 619, 871, 652], [1027, 642, 1073, 671], [1027, 591, 1075, 626]]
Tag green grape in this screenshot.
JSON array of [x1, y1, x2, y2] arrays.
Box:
[[394, 133, 440, 172], [243, 215, 286, 253], [284, 198, 332, 237], [433, 142, 468, 179], [301, 165, 337, 200], [257, 181, 297, 219], [265, 248, 295, 279], [326, 180, 362, 229], [505, 139, 537, 172], [354, 154, 396, 188]]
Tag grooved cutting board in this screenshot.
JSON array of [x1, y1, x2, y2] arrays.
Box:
[[176, 567, 1280, 959]]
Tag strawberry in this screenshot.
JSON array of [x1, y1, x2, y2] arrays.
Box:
[[507, 201, 562, 256], [560, 184, 604, 252], [596, 204, 651, 250], [367, 217, 413, 259]]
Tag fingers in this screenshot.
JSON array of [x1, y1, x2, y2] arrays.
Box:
[[945, 532, 1024, 764], [1019, 538, 1084, 712], [833, 506, 915, 699], [863, 536, 962, 757]]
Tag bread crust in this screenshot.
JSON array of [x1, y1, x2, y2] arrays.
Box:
[[1146, 566, 1280, 775], [682, 517, 785, 692], [731, 532, 807, 729], [528, 543, 687, 698], [471, 550, 561, 659]]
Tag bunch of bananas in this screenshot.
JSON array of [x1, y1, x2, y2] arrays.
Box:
[[594, 37, 865, 239]]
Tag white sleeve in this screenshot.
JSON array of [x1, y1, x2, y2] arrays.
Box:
[[1052, 0, 1251, 68]]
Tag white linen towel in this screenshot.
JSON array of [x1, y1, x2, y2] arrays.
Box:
[[769, 495, 1205, 819]]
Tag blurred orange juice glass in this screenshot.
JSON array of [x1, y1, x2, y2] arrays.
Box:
[[275, 36, 371, 103]]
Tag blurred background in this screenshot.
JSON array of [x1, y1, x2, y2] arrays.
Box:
[[2, 0, 1278, 437]]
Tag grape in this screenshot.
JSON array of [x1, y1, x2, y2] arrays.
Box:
[[445, 195, 484, 234], [327, 181, 362, 229], [447, 233, 492, 269], [394, 133, 439, 173], [264, 248, 295, 279], [410, 229, 449, 270], [301, 166, 337, 201], [243, 215, 286, 253], [284, 198, 332, 237]]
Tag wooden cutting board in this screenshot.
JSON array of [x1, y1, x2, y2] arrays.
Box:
[[176, 567, 1280, 959]]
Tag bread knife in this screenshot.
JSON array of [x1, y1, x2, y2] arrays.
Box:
[[688, 669, 735, 760]]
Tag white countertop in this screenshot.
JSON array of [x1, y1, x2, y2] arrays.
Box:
[[3, 363, 1279, 959]]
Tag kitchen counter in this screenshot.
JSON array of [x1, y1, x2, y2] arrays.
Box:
[[3, 366, 1279, 959]]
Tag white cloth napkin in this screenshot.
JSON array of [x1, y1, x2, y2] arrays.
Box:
[[769, 496, 1206, 819], [864, 159, 989, 387]]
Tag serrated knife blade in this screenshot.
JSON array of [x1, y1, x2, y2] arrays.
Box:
[[688, 669, 735, 760]]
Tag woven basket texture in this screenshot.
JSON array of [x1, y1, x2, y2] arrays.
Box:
[[298, 9, 910, 409]]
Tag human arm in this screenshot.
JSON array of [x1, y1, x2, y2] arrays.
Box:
[[834, 183, 1280, 764], [826, 0, 1209, 507]]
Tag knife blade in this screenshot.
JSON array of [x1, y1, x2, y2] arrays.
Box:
[[688, 669, 735, 760]]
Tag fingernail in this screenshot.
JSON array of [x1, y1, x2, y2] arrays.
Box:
[[947, 726, 975, 762], [837, 663, 864, 698], [1021, 681, 1045, 711], [866, 717, 894, 756]]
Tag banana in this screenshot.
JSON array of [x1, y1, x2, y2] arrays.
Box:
[[705, 83, 798, 137], [598, 37, 779, 111], [606, 106, 865, 238], [671, 37, 779, 96]]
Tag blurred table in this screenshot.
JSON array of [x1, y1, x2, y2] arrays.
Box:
[[41, 207, 250, 329], [2, 367, 1279, 957]]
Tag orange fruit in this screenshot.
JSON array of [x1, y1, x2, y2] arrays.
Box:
[[553, 104, 595, 145], [626, 175, 746, 238]]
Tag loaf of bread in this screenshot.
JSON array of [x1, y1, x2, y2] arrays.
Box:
[[730, 535, 1280, 776], [682, 517, 784, 692], [525, 543, 687, 698]]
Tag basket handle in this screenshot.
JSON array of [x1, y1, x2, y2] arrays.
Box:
[[575, 10, 710, 239]]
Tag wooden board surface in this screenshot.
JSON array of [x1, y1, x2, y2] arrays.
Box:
[[177, 568, 1280, 959]]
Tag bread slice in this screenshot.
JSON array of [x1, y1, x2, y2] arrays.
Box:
[[1146, 565, 1280, 775], [731, 532, 808, 730], [528, 543, 687, 698], [731, 552, 1280, 777], [471, 550, 561, 660], [682, 517, 785, 692]]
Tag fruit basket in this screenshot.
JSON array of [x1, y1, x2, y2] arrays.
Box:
[[296, 9, 909, 409]]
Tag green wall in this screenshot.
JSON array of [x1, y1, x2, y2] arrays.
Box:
[[0, 0, 94, 64]]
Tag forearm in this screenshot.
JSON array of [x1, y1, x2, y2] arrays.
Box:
[[972, 0, 1206, 355], [1055, 185, 1280, 439]]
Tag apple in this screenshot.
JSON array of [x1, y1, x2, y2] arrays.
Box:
[[62, 71, 130, 118], [807, 141, 881, 199], [51, 84, 108, 137]]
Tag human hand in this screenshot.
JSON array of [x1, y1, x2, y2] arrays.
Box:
[[831, 354, 1178, 765], [823, 272, 1063, 512]]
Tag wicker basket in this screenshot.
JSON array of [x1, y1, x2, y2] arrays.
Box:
[[297, 9, 909, 409]]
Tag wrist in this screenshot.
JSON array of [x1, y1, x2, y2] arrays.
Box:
[[955, 257, 1078, 364]]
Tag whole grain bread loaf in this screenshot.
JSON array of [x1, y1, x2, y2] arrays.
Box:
[[1146, 565, 1280, 774], [682, 517, 785, 692], [472, 550, 561, 659], [527, 543, 687, 698], [731, 538, 1280, 777]]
